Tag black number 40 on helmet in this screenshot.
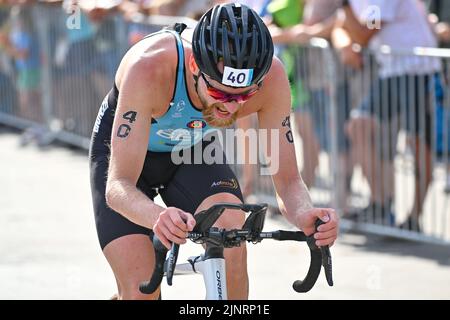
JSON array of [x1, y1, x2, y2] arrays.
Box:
[[192, 3, 274, 88]]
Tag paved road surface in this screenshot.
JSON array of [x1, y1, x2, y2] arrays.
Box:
[[1, 126, 449, 299]]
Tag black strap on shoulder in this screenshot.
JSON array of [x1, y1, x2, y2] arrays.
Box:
[[168, 22, 187, 35]]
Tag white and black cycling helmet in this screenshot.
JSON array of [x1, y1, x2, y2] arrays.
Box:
[[192, 3, 274, 88]]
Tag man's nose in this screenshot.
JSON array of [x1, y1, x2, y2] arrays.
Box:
[[223, 101, 240, 114]]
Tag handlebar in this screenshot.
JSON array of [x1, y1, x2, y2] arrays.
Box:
[[139, 203, 333, 295]]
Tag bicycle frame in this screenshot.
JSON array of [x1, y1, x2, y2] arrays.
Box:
[[139, 203, 333, 300], [173, 255, 228, 300]]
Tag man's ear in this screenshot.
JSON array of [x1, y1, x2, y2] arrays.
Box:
[[189, 54, 199, 74]]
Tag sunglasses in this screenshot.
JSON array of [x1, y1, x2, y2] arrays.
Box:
[[201, 73, 260, 103]]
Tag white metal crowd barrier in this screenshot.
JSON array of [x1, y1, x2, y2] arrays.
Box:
[[0, 3, 448, 244]]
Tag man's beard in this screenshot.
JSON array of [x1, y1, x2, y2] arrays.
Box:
[[201, 101, 238, 128]]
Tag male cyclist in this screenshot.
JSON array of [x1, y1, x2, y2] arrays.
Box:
[[89, 3, 339, 300]]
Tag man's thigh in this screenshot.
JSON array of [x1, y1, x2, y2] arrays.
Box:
[[160, 160, 244, 215]]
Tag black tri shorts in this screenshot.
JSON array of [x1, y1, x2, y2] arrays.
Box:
[[89, 92, 243, 250]]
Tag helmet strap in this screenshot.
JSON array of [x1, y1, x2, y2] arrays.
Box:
[[193, 73, 200, 93]]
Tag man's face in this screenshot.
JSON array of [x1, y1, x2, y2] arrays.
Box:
[[197, 73, 259, 128]]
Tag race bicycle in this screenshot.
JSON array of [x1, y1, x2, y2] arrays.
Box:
[[139, 203, 333, 299]]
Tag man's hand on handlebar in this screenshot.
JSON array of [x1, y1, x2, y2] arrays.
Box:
[[152, 207, 196, 249], [141, 203, 334, 295], [296, 208, 339, 247]]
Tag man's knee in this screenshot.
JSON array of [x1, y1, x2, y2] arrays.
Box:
[[196, 193, 245, 226], [198, 193, 242, 208]]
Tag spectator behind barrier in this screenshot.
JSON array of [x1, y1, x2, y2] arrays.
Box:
[[120, 1, 153, 45], [120, 1, 213, 45], [266, 0, 356, 212], [429, 0, 450, 193], [0, 3, 17, 114], [0, 5, 45, 145], [51, 0, 114, 135], [333, 0, 441, 231]]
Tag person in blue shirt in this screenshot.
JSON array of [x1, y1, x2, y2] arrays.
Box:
[[1, 6, 41, 121]]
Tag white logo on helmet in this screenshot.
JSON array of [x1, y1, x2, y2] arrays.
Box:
[[222, 66, 253, 87]]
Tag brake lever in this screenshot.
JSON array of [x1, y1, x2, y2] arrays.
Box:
[[320, 244, 333, 286], [139, 235, 168, 294], [166, 243, 180, 286], [314, 220, 333, 286], [292, 219, 333, 292]]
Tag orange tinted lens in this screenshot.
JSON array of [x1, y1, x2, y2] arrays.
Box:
[[206, 83, 258, 102], [206, 87, 229, 100], [234, 89, 258, 103]]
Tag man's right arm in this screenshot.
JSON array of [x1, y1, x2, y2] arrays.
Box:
[[105, 56, 167, 230], [105, 47, 196, 249]]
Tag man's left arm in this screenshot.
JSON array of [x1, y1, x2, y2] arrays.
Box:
[[257, 59, 339, 246]]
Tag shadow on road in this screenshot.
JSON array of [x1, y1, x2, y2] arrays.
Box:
[[339, 229, 450, 266]]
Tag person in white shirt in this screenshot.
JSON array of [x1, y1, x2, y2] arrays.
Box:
[[332, 0, 440, 231]]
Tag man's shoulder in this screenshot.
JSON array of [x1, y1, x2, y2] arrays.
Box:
[[115, 33, 179, 113], [121, 32, 178, 88], [251, 57, 291, 113], [263, 57, 289, 90], [128, 33, 178, 74], [268, 57, 286, 74]]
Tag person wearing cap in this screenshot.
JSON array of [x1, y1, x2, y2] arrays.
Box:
[[89, 3, 338, 300]]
